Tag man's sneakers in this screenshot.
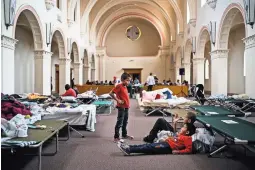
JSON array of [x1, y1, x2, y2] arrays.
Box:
[[117, 142, 131, 155], [143, 136, 153, 143], [122, 135, 134, 140]]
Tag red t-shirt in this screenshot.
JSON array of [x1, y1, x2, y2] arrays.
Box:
[[166, 135, 192, 154], [62, 88, 76, 97], [111, 83, 130, 108]]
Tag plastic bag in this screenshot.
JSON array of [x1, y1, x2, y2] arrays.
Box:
[[1, 114, 28, 138]]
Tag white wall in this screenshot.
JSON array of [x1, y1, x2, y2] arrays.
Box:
[[14, 27, 35, 94], [228, 25, 245, 94], [105, 19, 161, 57]]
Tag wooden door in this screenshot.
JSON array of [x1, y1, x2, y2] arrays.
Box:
[[123, 68, 142, 83]]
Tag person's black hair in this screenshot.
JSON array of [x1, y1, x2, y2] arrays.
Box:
[[65, 84, 71, 90], [186, 112, 196, 124], [121, 72, 131, 81], [184, 123, 196, 136], [150, 73, 152, 76]]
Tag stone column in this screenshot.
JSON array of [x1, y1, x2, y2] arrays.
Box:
[[243, 34, 255, 98], [98, 54, 105, 81], [1, 35, 18, 94], [210, 49, 229, 95], [73, 62, 82, 85], [175, 65, 181, 82], [183, 62, 191, 83], [34, 50, 52, 95], [83, 65, 89, 82], [91, 68, 96, 81], [192, 58, 205, 85], [159, 46, 170, 79], [59, 58, 71, 94]]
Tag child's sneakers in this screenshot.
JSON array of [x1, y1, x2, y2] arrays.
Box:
[[114, 138, 124, 143], [122, 135, 134, 140], [117, 142, 131, 155]]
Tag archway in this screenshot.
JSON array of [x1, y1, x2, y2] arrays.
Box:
[[14, 9, 43, 94], [91, 54, 96, 82], [175, 47, 182, 83], [70, 42, 81, 85], [218, 4, 246, 94], [204, 41, 212, 94], [83, 49, 89, 83], [184, 39, 192, 84], [50, 30, 66, 94]]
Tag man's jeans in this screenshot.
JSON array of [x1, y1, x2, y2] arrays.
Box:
[[114, 107, 129, 138], [147, 118, 174, 142], [129, 142, 172, 154]]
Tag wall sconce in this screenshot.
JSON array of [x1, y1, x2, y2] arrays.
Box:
[[3, 0, 17, 29], [191, 37, 196, 54], [243, 0, 255, 29], [46, 23, 52, 47], [208, 21, 216, 46], [67, 38, 72, 54]]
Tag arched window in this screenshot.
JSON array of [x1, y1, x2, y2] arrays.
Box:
[[201, 0, 206, 7], [205, 59, 209, 79], [56, 0, 60, 9], [187, 1, 190, 24], [74, 3, 77, 21]]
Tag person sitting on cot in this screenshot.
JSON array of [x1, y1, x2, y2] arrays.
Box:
[[117, 123, 194, 155], [62, 84, 76, 97], [143, 112, 196, 143]]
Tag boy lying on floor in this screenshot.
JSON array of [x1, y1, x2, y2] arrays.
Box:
[[143, 112, 196, 143], [117, 123, 194, 155]]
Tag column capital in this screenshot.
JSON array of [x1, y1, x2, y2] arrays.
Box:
[[83, 65, 90, 69], [210, 49, 229, 60], [96, 46, 106, 56], [59, 58, 71, 65], [1, 35, 18, 50], [192, 58, 205, 64], [243, 34, 255, 49], [34, 50, 53, 59], [158, 46, 170, 56], [189, 19, 196, 27], [73, 62, 82, 68]]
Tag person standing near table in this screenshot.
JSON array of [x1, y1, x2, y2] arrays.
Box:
[[146, 73, 155, 91]]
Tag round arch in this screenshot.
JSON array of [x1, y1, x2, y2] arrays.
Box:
[[71, 41, 79, 63], [89, 0, 176, 43], [51, 29, 67, 59], [98, 13, 166, 47], [197, 26, 210, 59], [184, 39, 192, 63], [217, 3, 246, 49], [13, 5, 44, 50]]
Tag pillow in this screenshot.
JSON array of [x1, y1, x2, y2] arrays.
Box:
[[61, 96, 76, 102], [155, 94, 161, 100], [142, 90, 157, 101]]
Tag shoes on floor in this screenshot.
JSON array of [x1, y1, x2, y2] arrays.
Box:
[[143, 136, 153, 143], [122, 135, 134, 140], [114, 138, 124, 143], [117, 142, 131, 156]]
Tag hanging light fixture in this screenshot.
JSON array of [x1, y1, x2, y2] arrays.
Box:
[[243, 0, 255, 29], [3, 0, 17, 29], [67, 38, 72, 54], [191, 37, 196, 54], [46, 23, 52, 47], [208, 21, 216, 46]]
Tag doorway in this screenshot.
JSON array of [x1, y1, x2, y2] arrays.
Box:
[[122, 68, 142, 83], [55, 64, 59, 93]]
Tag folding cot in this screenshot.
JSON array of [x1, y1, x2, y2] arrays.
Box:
[[196, 116, 255, 157], [1, 120, 69, 170], [92, 100, 114, 115], [141, 100, 172, 116], [190, 105, 245, 117]]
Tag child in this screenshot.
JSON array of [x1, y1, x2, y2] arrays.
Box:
[[117, 123, 193, 155], [143, 112, 196, 143], [109, 73, 134, 142]]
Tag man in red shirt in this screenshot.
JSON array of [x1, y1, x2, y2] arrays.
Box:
[[62, 84, 76, 97], [109, 72, 133, 142], [117, 123, 193, 155]]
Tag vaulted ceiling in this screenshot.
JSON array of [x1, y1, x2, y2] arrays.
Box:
[[76, 0, 192, 46]]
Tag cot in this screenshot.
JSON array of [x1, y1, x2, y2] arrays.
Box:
[[196, 116, 255, 157], [1, 120, 69, 170], [190, 105, 245, 117], [142, 100, 171, 116], [92, 100, 114, 115]]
